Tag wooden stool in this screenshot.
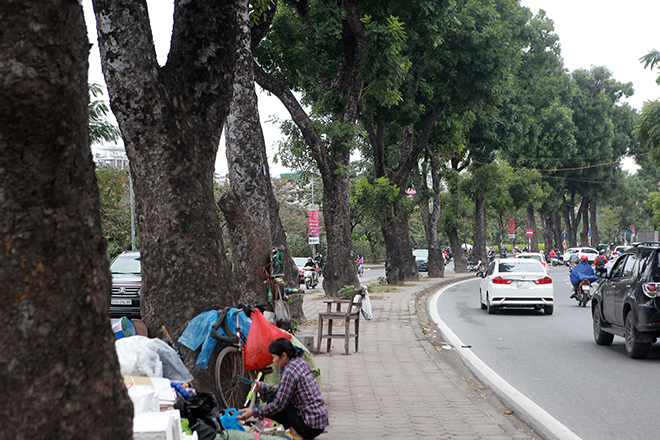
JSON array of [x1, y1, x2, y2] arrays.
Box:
[[316, 288, 364, 354]]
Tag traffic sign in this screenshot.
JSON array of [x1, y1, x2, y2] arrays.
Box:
[[561, 232, 568, 241], [526, 228, 534, 237]]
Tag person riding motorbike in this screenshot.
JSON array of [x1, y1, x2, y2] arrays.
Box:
[[313, 253, 324, 275], [594, 250, 608, 276], [355, 253, 364, 275], [570, 255, 599, 298], [304, 257, 319, 284]]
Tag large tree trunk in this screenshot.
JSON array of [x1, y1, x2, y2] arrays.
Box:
[[563, 192, 579, 248], [473, 197, 488, 264], [540, 210, 554, 252], [321, 169, 360, 294], [553, 212, 564, 251], [382, 202, 418, 285], [580, 196, 590, 246], [220, 0, 273, 304], [590, 198, 600, 247], [527, 205, 539, 252], [447, 228, 468, 272], [419, 159, 445, 277], [1, 1, 133, 437], [93, 0, 240, 392]]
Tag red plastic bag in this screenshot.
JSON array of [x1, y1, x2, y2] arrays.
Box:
[[244, 310, 292, 370]]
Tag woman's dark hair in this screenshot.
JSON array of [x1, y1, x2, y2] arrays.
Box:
[[269, 337, 303, 359]]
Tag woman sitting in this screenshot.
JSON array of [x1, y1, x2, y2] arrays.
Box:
[[238, 338, 328, 439]]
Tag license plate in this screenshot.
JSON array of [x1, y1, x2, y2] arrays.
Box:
[[111, 299, 132, 305], [582, 285, 590, 291], [517, 281, 529, 289]]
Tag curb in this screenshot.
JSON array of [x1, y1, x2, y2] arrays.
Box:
[[411, 276, 543, 440]]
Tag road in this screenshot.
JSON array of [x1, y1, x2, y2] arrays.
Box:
[[430, 264, 660, 440], [312, 264, 386, 291]]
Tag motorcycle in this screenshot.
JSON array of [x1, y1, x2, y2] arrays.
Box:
[[467, 259, 484, 272], [574, 279, 592, 307], [303, 266, 318, 289], [550, 256, 559, 267]]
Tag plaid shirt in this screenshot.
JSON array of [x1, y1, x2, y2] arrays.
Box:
[[253, 358, 329, 430]]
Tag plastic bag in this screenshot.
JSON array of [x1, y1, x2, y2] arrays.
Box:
[[175, 392, 224, 440], [116, 335, 194, 383], [220, 408, 245, 431], [274, 299, 291, 327], [244, 310, 291, 371], [178, 310, 221, 369], [112, 316, 136, 340]]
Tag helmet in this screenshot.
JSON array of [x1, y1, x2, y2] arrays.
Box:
[[581, 255, 588, 261], [599, 250, 604, 255]]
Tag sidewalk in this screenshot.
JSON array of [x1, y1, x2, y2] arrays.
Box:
[[296, 272, 542, 440]]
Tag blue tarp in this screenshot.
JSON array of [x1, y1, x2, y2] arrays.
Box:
[[570, 261, 600, 287], [178, 308, 251, 369]]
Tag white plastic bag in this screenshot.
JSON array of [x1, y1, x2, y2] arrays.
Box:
[[116, 336, 194, 383]]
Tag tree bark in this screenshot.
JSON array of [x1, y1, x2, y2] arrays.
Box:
[[0, 1, 132, 437], [93, 0, 240, 392], [220, 0, 274, 304], [527, 205, 539, 252], [590, 198, 600, 247], [382, 201, 418, 284], [447, 228, 468, 272], [553, 212, 563, 251], [473, 197, 488, 263], [419, 159, 445, 277], [563, 191, 580, 248], [580, 196, 590, 246], [540, 210, 554, 252]]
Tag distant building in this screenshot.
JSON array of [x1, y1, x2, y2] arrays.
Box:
[[94, 144, 129, 169]]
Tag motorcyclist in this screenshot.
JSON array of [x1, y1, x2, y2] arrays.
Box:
[[570, 255, 599, 298], [313, 253, 324, 275], [304, 257, 318, 284], [355, 253, 364, 275], [501, 246, 507, 258], [549, 249, 557, 258]]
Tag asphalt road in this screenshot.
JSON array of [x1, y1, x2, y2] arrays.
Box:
[[431, 264, 660, 440]]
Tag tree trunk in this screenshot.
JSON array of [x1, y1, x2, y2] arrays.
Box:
[[447, 228, 468, 272], [553, 212, 563, 251], [540, 210, 554, 252], [93, 0, 240, 392], [580, 196, 590, 246], [382, 201, 418, 284], [473, 197, 488, 263], [590, 198, 600, 247], [220, 0, 273, 304], [563, 192, 579, 248], [419, 159, 445, 278], [527, 205, 539, 252], [1, 1, 133, 437], [320, 169, 360, 294]]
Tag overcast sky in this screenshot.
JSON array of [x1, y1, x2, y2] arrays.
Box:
[[83, 1, 660, 175]]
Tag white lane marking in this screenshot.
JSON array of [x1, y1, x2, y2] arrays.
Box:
[[429, 280, 582, 440]]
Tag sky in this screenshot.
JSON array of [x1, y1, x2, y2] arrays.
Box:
[[83, 0, 660, 175]]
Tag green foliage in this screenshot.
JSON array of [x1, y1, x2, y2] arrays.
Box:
[[88, 83, 121, 146], [635, 100, 660, 163], [96, 166, 134, 260], [351, 177, 401, 224], [337, 284, 355, 300]]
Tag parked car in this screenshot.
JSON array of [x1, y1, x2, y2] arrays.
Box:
[[413, 249, 428, 272], [477, 258, 554, 315], [515, 252, 549, 274], [110, 251, 142, 319], [592, 243, 660, 358], [292, 257, 308, 284]]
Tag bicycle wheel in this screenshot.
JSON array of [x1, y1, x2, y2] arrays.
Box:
[[215, 346, 255, 409]]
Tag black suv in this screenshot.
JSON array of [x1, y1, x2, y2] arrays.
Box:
[[592, 243, 660, 358], [109, 251, 142, 319]]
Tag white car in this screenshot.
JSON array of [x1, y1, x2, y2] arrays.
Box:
[[478, 258, 554, 315], [515, 252, 550, 274], [565, 247, 599, 265]]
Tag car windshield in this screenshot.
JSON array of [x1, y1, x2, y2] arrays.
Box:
[[583, 249, 598, 254], [110, 256, 141, 274], [499, 261, 543, 273]]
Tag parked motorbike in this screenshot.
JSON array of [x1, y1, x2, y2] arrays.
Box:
[[467, 259, 484, 272], [574, 279, 592, 307], [304, 267, 318, 289]]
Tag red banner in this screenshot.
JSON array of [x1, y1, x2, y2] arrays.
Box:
[[308, 211, 319, 237]]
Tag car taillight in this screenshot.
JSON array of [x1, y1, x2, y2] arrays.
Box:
[[643, 282, 659, 298], [533, 276, 553, 285], [492, 276, 513, 285]]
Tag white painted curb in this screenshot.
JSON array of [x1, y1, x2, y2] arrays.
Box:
[[429, 280, 582, 440]]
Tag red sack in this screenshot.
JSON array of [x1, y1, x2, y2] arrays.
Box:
[[244, 310, 292, 370]]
